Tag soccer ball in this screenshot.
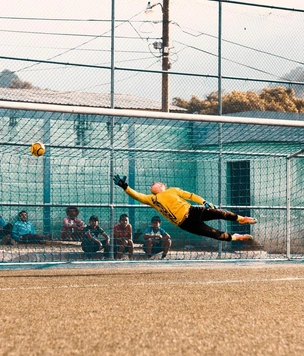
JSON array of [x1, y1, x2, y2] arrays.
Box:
[[30, 142, 45, 157]]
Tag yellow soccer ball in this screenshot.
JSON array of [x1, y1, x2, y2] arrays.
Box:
[[30, 142, 46, 157]]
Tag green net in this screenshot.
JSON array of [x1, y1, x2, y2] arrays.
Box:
[[1, 106, 304, 262]]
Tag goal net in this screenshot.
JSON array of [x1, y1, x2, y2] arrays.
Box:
[[1, 101, 304, 263]]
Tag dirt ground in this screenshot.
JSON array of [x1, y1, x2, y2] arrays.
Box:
[[0, 261, 304, 356]]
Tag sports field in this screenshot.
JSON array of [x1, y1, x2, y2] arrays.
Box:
[[1, 261, 304, 356]]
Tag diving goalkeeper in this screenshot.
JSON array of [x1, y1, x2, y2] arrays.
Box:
[[113, 175, 257, 242]]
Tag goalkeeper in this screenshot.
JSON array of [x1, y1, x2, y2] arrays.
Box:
[[113, 175, 257, 242]]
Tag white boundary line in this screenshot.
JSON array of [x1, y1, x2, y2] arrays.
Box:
[[0, 257, 292, 267], [1, 277, 304, 292]]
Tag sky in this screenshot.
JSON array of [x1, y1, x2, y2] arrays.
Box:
[[1, 0, 304, 103]]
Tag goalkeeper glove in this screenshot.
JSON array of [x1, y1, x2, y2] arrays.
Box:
[[113, 174, 128, 190], [204, 201, 216, 209]]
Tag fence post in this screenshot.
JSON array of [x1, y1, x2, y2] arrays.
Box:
[[286, 149, 304, 259], [217, 0, 223, 258], [286, 157, 291, 259], [43, 113, 51, 235]]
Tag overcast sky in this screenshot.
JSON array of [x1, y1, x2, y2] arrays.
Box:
[[1, 0, 304, 102]]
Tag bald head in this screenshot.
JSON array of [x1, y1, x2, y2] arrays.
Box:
[[150, 182, 166, 195]]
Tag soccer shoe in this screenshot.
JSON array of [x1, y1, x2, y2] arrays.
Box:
[[238, 216, 257, 225], [231, 233, 253, 241]]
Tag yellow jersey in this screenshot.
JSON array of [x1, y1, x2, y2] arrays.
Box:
[[125, 186, 205, 226]]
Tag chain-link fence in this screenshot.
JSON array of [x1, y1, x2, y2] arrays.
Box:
[[1, 1, 304, 263], [1, 1, 303, 113], [1, 104, 304, 262]]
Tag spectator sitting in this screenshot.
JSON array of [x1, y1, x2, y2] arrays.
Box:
[[12, 211, 51, 244], [0, 213, 14, 245], [143, 216, 171, 259], [82, 215, 110, 258], [60, 206, 85, 241], [113, 213, 133, 259]]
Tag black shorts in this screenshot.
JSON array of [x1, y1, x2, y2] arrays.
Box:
[[0, 223, 13, 242], [179, 206, 238, 241], [81, 239, 107, 253]]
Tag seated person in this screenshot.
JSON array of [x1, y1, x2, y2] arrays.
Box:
[[143, 216, 171, 259], [60, 206, 85, 241], [12, 211, 51, 244], [82, 215, 110, 257], [0, 213, 14, 245], [113, 213, 133, 259]]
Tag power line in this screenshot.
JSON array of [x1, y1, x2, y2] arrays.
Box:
[[2, 1, 303, 86], [8, 8, 146, 75], [0, 16, 149, 23], [80, 60, 161, 91], [2, 54, 303, 91], [173, 40, 297, 82], [208, 1, 304, 13], [2, 9, 302, 68], [0, 53, 299, 85], [0, 28, 155, 40], [0, 43, 150, 54], [173, 23, 304, 67], [2, 23, 303, 68]]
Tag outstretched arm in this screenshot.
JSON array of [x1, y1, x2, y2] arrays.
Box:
[[113, 174, 128, 190], [113, 174, 153, 205]]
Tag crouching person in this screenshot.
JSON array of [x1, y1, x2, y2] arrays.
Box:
[[143, 216, 171, 259], [0, 213, 14, 245], [113, 214, 133, 259], [60, 206, 85, 241], [12, 211, 51, 244], [82, 215, 110, 258]]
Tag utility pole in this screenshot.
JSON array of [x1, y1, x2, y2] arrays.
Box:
[[146, 1, 170, 112], [162, 0, 170, 112]]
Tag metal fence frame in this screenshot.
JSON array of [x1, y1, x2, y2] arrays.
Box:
[[1, 101, 304, 262]]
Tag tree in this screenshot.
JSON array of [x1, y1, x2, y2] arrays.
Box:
[[223, 90, 264, 114], [282, 66, 304, 98], [9, 78, 34, 89], [172, 87, 304, 115], [173, 92, 220, 115], [0, 69, 34, 89], [0, 69, 18, 88], [259, 87, 298, 113]]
